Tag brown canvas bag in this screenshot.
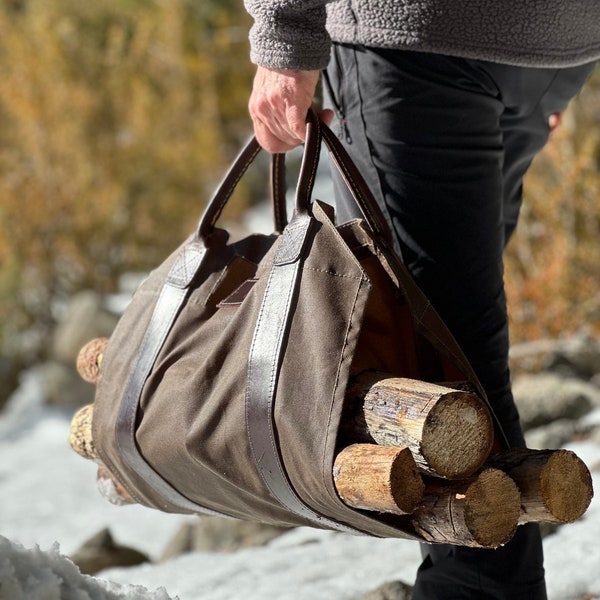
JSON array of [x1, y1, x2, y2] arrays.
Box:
[[92, 113, 501, 538]]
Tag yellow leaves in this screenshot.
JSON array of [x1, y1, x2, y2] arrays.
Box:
[[0, 0, 256, 363]]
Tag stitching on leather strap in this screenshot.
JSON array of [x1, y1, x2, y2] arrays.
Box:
[[209, 143, 261, 229], [245, 215, 366, 535], [113, 242, 231, 517]]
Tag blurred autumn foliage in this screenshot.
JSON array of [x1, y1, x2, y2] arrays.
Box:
[[505, 65, 600, 344], [0, 0, 598, 402], [0, 0, 256, 381]]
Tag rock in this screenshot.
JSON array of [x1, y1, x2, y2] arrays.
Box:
[[43, 361, 95, 407], [510, 330, 600, 380], [360, 580, 413, 600], [538, 522, 562, 539], [52, 291, 118, 365], [0, 355, 23, 412], [513, 373, 600, 430], [543, 329, 600, 380], [160, 517, 290, 561], [69, 528, 149, 575], [525, 419, 579, 450]]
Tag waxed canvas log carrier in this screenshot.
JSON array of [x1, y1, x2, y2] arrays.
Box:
[[92, 112, 505, 539]]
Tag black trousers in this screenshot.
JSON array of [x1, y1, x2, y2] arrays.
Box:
[[325, 45, 595, 600]]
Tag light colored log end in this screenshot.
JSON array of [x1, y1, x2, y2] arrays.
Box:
[[464, 468, 521, 548], [69, 404, 100, 462], [333, 444, 424, 515], [76, 337, 109, 384]]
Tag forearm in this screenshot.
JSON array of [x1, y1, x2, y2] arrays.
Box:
[[244, 0, 331, 70]]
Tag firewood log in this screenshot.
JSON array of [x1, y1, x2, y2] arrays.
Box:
[[69, 404, 99, 463], [342, 371, 494, 479], [70, 404, 134, 505], [487, 448, 593, 524], [333, 444, 424, 515], [69, 340, 593, 547], [76, 337, 109, 384], [96, 465, 134, 506], [412, 468, 521, 548]]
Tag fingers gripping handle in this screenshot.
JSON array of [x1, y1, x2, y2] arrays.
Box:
[[196, 110, 393, 248]]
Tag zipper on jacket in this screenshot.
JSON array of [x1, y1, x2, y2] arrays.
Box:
[[322, 46, 352, 145]]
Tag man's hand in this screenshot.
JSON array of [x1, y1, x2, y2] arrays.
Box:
[[249, 66, 333, 153]]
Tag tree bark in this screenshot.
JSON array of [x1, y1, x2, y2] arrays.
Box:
[[342, 371, 494, 479], [487, 448, 593, 524], [333, 444, 424, 515], [412, 468, 521, 548]]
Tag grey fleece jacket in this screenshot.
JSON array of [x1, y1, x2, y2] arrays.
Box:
[[245, 0, 600, 70]]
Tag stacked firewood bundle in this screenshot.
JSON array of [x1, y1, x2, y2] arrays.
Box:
[[70, 338, 594, 549]]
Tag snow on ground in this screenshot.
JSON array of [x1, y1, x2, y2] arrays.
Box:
[[0, 536, 174, 600], [1, 369, 599, 599], [0, 369, 197, 561], [101, 529, 422, 600]]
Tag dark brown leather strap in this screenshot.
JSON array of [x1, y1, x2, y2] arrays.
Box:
[[245, 213, 365, 535], [271, 153, 288, 233], [197, 139, 262, 242], [115, 240, 230, 517], [320, 122, 394, 248], [197, 110, 393, 248], [244, 113, 377, 534], [197, 141, 289, 242]]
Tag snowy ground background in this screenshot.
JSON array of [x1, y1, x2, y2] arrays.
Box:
[[1, 366, 599, 599]]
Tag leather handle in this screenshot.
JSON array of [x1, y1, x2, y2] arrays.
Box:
[[196, 137, 261, 243], [196, 110, 394, 248], [320, 122, 394, 246], [271, 153, 288, 234]]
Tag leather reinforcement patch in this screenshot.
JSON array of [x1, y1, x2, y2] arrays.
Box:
[[217, 278, 258, 308]]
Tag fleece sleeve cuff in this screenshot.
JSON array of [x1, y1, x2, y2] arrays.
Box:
[[245, 1, 332, 71]]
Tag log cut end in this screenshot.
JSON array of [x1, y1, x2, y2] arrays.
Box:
[[421, 392, 494, 480], [413, 468, 520, 548], [76, 337, 109, 384], [540, 450, 593, 523], [463, 468, 521, 548], [488, 448, 594, 524], [69, 404, 100, 462], [343, 373, 495, 480], [333, 444, 424, 515]]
